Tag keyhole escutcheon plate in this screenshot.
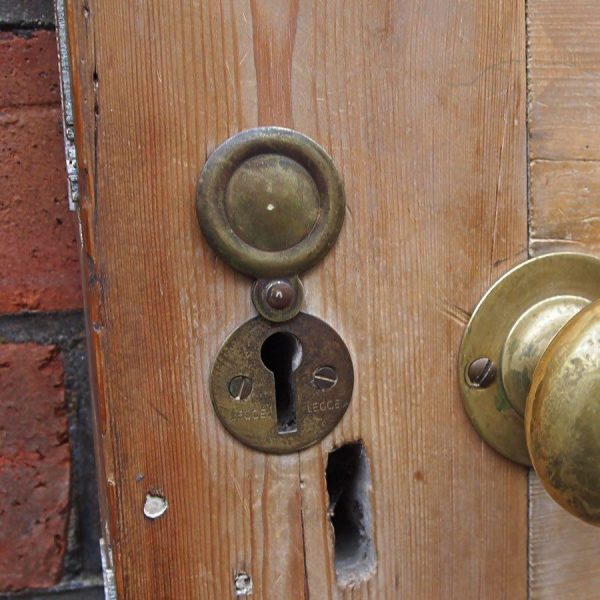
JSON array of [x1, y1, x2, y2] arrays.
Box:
[[210, 313, 354, 453]]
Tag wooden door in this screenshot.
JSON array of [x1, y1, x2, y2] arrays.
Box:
[[64, 1, 600, 598]]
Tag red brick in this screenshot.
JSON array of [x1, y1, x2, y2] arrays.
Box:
[[0, 344, 70, 591], [0, 29, 81, 313], [0, 106, 82, 313], [0, 31, 61, 108]]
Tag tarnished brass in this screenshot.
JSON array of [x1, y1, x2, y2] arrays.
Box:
[[251, 276, 304, 322], [225, 154, 320, 252], [210, 312, 354, 453], [460, 252, 600, 525], [527, 299, 600, 525], [196, 127, 345, 278], [501, 295, 587, 416], [458, 252, 600, 466]]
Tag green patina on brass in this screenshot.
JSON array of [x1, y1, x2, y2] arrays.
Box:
[[196, 127, 345, 278], [458, 252, 600, 475]]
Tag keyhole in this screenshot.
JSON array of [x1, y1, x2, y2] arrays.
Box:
[[261, 332, 303, 435]]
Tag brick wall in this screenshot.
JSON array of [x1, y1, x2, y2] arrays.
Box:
[[0, 2, 102, 598]]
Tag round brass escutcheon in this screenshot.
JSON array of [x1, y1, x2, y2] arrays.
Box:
[[196, 127, 345, 278], [527, 300, 600, 525], [210, 312, 354, 454], [458, 252, 600, 467]]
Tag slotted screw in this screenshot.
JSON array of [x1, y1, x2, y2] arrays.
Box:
[[311, 366, 338, 390], [467, 358, 497, 388], [228, 375, 253, 401]]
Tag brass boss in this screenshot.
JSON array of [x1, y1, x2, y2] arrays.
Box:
[[196, 127, 345, 278]]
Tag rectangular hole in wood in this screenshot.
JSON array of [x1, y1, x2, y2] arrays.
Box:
[[326, 441, 376, 587]]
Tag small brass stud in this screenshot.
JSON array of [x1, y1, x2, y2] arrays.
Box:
[[251, 276, 304, 323], [265, 280, 295, 310]]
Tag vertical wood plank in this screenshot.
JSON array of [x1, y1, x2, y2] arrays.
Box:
[[528, 1, 600, 598], [67, 1, 528, 598]]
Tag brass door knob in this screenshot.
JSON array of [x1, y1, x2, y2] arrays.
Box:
[[527, 299, 600, 525], [459, 253, 600, 525]]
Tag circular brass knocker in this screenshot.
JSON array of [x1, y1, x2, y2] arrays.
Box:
[[196, 127, 345, 279]]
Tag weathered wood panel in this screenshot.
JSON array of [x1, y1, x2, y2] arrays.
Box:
[[530, 160, 600, 255], [528, 1, 600, 598], [67, 1, 528, 598]]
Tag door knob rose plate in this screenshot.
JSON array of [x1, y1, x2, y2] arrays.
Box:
[[458, 253, 600, 467]]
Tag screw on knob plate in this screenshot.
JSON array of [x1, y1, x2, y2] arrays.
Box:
[[466, 358, 496, 388]]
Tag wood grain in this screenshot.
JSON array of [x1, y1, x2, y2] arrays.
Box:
[[530, 160, 600, 255], [528, 0, 600, 597], [67, 1, 528, 598]]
